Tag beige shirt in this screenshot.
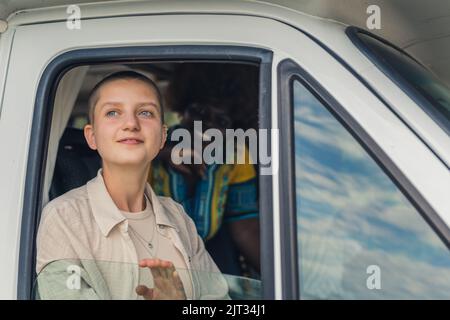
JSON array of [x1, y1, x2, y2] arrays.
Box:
[[120, 195, 193, 299], [36, 169, 228, 300]]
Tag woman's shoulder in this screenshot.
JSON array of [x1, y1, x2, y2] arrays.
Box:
[[156, 196, 195, 228], [157, 195, 185, 217], [40, 184, 90, 226]]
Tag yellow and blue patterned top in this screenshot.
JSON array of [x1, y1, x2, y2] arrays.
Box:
[[148, 148, 259, 241]]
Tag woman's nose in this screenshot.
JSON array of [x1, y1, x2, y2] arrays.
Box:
[[122, 113, 140, 130]]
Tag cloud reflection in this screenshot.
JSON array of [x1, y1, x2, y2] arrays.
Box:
[[293, 81, 450, 299]]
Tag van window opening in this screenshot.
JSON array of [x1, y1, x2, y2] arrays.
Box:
[[37, 60, 263, 299]]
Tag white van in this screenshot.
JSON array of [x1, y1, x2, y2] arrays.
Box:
[[0, 0, 449, 300]]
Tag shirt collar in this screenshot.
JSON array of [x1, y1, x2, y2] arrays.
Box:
[[145, 177, 179, 232], [87, 169, 178, 237]]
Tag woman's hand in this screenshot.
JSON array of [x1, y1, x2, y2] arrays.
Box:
[[158, 144, 206, 179], [136, 259, 186, 300]]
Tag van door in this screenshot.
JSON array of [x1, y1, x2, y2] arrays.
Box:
[[276, 57, 450, 298], [1, 11, 293, 300]]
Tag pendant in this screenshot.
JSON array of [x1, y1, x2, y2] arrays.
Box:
[[148, 243, 153, 249]]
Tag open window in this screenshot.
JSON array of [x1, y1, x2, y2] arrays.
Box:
[[20, 46, 274, 300]]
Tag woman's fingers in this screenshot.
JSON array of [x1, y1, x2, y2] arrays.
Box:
[[140, 258, 163, 278], [135, 285, 154, 300], [172, 270, 185, 291], [139, 259, 175, 279], [138, 259, 185, 299], [160, 261, 175, 278]]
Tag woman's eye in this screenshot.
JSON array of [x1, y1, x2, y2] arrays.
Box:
[[139, 110, 153, 117], [106, 110, 118, 117]]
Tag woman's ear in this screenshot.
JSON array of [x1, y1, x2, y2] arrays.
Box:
[[160, 124, 168, 149], [84, 124, 98, 150]]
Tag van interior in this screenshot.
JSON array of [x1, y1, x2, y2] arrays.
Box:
[[45, 61, 261, 284]]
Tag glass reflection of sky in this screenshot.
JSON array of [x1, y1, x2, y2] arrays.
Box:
[[293, 81, 450, 299]]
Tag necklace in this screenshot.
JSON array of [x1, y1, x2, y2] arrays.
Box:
[[129, 219, 159, 257], [126, 195, 159, 257]]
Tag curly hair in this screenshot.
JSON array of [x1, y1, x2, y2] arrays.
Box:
[[167, 63, 259, 130]]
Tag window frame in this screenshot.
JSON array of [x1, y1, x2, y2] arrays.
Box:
[[278, 58, 450, 300], [19, 45, 274, 300], [346, 26, 450, 136]]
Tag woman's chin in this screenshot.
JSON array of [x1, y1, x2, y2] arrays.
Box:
[[110, 156, 148, 167]]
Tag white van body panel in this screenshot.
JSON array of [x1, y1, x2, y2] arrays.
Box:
[[5, 1, 450, 164]]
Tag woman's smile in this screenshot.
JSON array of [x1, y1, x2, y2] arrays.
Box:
[[118, 138, 143, 145]]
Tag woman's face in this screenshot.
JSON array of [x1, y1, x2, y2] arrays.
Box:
[[84, 79, 167, 168]]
